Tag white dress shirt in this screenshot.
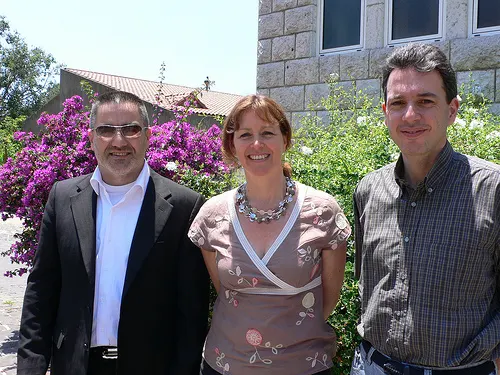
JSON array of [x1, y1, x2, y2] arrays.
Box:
[[89, 162, 150, 347]]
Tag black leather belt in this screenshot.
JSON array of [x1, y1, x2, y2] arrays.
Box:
[[362, 341, 495, 375], [90, 346, 118, 360]]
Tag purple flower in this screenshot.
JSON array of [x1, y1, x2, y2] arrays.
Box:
[[0, 95, 230, 275]]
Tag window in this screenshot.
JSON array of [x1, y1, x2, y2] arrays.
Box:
[[471, 0, 500, 35], [387, 0, 443, 45], [319, 0, 364, 54]]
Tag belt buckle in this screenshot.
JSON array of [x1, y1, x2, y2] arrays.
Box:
[[383, 361, 409, 375], [102, 347, 118, 359]]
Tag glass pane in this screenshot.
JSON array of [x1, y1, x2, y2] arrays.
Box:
[[477, 0, 500, 29], [323, 0, 361, 50], [392, 0, 439, 40]]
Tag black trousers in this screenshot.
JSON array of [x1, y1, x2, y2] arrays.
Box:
[[201, 359, 333, 375], [87, 347, 117, 375]]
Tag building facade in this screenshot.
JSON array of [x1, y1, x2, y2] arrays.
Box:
[[24, 69, 243, 133], [256, 0, 500, 126]]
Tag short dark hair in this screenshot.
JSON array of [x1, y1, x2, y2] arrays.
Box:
[[89, 91, 149, 128], [382, 43, 457, 103]]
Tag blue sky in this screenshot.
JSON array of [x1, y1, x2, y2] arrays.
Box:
[[1, 0, 258, 95]]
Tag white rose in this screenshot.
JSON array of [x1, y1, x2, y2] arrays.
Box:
[[166, 161, 177, 171], [486, 131, 500, 140], [454, 117, 466, 127], [300, 146, 313, 155], [469, 119, 484, 129]]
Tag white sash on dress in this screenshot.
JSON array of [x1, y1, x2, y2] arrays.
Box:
[[228, 183, 322, 296]]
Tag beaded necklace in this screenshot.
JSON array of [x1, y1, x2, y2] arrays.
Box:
[[236, 177, 296, 223]]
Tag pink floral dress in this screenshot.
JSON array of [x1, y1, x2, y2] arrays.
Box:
[[188, 183, 351, 375]]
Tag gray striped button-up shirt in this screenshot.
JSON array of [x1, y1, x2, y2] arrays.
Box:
[[354, 141, 500, 368]]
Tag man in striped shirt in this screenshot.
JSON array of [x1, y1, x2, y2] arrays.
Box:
[[351, 43, 499, 375]]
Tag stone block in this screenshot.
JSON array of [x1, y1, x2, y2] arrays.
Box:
[[331, 81, 357, 110], [272, 35, 296, 61], [298, 0, 317, 5], [285, 57, 319, 85], [284, 5, 316, 34], [291, 111, 311, 128], [257, 62, 285, 89], [446, 0, 468, 39], [259, 12, 284, 39], [305, 83, 330, 109], [429, 41, 451, 60], [257, 88, 270, 97], [366, 0, 384, 4], [488, 103, 500, 115], [456, 70, 495, 102], [258, 39, 272, 64], [369, 48, 392, 78], [270, 85, 305, 111], [356, 79, 382, 107], [316, 110, 330, 126], [296, 31, 316, 58], [451, 36, 500, 71], [319, 54, 340, 83], [273, 0, 297, 11], [259, 0, 272, 15], [497, 70, 500, 102], [340, 50, 369, 80], [365, 3, 385, 49]]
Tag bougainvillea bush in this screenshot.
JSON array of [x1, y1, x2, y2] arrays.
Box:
[[0, 95, 230, 276]]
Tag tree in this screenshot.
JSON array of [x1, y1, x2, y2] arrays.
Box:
[[0, 15, 61, 120]]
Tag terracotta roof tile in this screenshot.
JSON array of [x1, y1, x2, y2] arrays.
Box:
[[64, 68, 244, 116]]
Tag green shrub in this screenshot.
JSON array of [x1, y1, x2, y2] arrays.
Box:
[[0, 116, 24, 164]]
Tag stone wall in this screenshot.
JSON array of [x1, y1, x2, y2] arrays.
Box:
[[257, 0, 500, 126]]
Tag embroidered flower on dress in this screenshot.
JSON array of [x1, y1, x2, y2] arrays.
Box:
[[224, 289, 239, 307], [188, 228, 205, 247], [296, 292, 316, 325], [246, 329, 263, 346], [310, 202, 327, 225], [306, 352, 329, 369], [245, 329, 282, 365], [335, 213, 348, 230], [214, 348, 231, 374], [297, 246, 321, 279], [228, 265, 259, 287]]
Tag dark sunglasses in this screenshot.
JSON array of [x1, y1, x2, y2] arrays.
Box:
[[93, 124, 148, 139]]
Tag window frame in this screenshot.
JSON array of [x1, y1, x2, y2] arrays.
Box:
[[469, 0, 500, 36], [318, 0, 365, 54], [386, 0, 444, 46]]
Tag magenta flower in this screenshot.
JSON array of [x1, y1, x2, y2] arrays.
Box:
[[0, 95, 230, 276]]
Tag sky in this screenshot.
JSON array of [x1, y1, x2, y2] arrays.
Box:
[[1, 0, 258, 95]]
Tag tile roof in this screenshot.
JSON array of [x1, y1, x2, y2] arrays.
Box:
[[64, 68, 244, 116]]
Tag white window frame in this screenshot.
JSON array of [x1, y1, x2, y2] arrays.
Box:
[[318, 0, 365, 54], [386, 0, 444, 46], [469, 0, 500, 36]]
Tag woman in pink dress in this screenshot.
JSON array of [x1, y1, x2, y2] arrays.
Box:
[[188, 95, 351, 375]]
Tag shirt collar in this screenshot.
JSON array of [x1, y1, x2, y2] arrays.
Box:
[[394, 141, 455, 193], [90, 160, 151, 196]]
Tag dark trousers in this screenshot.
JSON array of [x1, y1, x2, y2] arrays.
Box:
[[87, 347, 117, 375], [201, 359, 333, 375]]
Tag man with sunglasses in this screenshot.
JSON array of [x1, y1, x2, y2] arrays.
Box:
[[17, 91, 210, 375]]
